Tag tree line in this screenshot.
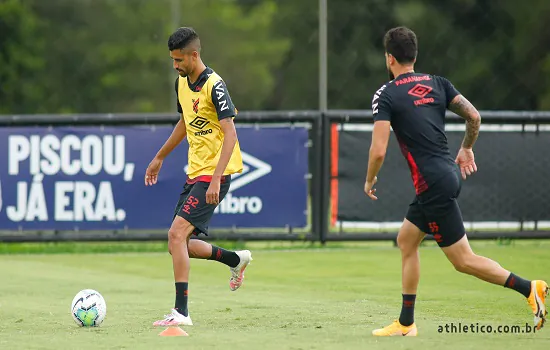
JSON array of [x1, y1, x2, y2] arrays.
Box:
[[1, 0, 549, 114]]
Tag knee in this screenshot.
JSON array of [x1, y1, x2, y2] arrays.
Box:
[[167, 217, 194, 252], [168, 227, 186, 245], [397, 235, 418, 256]]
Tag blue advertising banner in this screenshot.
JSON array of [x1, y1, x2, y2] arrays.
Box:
[[0, 126, 308, 230]]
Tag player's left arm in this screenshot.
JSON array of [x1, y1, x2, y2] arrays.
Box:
[[213, 117, 237, 178], [206, 79, 238, 204]]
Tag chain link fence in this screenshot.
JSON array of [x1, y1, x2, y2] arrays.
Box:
[[332, 114, 550, 236], [2, 0, 550, 241]]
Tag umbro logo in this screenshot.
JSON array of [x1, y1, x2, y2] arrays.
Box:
[[183, 152, 271, 192], [189, 116, 210, 130], [229, 152, 272, 192], [408, 84, 432, 98]]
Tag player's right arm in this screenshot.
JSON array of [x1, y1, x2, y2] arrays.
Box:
[[448, 94, 481, 180], [365, 84, 392, 200], [157, 76, 188, 158], [155, 118, 187, 160], [145, 118, 186, 186], [145, 78, 187, 186]]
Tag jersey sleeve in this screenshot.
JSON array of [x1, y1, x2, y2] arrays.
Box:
[[211, 79, 237, 120], [372, 85, 392, 122], [175, 77, 183, 114], [439, 77, 460, 107]]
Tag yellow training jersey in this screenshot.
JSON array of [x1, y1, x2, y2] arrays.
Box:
[[175, 67, 243, 179]]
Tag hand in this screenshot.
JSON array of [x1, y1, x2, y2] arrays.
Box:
[[206, 180, 221, 204], [145, 157, 163, 186], [455, 147, 478, 180], [364, 176, 378, 200]]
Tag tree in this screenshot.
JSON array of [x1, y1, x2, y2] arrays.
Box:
[[15, 0, 288, 114], [0, 0, 44, 114], [4, 0, 550, 113], [257, 0, 550, 110]]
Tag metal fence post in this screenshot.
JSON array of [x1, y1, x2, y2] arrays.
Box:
[[319, 111, 331, 245], [310, 115, 323, 243]]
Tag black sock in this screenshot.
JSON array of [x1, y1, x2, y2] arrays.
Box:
[[504, 273, 532, 298], [399, 294, 416, 326], [175, 282, 188, 316], [208, 245, 240, 268]]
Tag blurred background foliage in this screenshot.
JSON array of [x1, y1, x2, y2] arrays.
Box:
[[1, 0, 549, 114]]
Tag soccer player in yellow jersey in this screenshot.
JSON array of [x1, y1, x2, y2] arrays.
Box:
[[145, 27, 252, 327]]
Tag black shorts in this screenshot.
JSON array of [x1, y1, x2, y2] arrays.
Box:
[[173, 175, 231, 236], [406, 168, 465, 247]]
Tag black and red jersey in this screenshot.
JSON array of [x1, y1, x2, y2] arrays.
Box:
[[372, 72, 461, 194]]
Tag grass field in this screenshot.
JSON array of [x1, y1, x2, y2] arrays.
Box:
[[1, 240, 549, 349]]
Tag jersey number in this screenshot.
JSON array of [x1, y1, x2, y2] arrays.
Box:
[[182, 196, 200, 214]]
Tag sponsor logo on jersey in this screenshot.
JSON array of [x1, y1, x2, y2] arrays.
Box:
[[372, 84, 387, 114], [192, 98, 199, 113], [408, 84, 433, 98], [189, 116, 212, 136], [408, 84, 434, 106], [213, 80, 229, 112]]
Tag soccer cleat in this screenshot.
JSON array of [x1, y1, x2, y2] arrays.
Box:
[[153, 308, 193, 327], [229, 250, 252, 291], [372, 320, 418, 336], [527, 280, 549, 330]]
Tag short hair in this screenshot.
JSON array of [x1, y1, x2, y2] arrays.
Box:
[[383, 27, 417, 64], [168, 27, 200, 51]]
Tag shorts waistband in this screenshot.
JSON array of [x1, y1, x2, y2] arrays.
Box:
[[186, 175, 230, 185]]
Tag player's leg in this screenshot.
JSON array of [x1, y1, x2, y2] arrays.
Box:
[[431, 170, 547, 330], [153, 215, 195, 327], [188, 238, 239, 267], [214, 179, 253, 291], [184, 177, 252, 291], [397, 219, 425, 325], [372, 203, 426, 337], [187, 238, 252, 290], [442, 233, 548, 330], [175, 182, 245, 269], [169, 216, 194, 316], [442, 234, 509, 284]]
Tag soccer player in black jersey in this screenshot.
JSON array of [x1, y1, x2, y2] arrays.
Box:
[[365, 27, 548, 336]]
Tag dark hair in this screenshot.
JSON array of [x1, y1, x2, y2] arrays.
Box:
[[383, 27, 417, 64], [168, 27, 199, 51]]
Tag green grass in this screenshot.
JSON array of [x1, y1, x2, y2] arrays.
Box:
[[0, 241, 549, 349]]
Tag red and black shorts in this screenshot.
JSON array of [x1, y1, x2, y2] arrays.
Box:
[[173, 175, 231, 236], [406, 169, 466, 247]]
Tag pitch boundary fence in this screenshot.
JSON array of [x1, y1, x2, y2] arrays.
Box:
[[322, 110, 550, 243], [1, 110, 549, 243]]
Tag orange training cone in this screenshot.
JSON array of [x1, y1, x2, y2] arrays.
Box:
[[159, 327, 189, 337]]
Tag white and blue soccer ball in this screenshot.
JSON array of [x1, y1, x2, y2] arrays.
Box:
[[71, 289, 107, 327]]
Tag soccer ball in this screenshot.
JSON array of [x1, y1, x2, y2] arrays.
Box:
[[70, 289, 107, 327]]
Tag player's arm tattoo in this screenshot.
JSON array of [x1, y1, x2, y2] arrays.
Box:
[[449, 95, 481, 148]]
